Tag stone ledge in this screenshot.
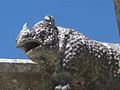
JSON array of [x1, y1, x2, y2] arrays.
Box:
[[0, 59, 49, 90], [0, 58, 35, 63], [0, 59, 41, 73]]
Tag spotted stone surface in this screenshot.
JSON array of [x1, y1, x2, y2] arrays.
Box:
[[16, 16, 120, 90]]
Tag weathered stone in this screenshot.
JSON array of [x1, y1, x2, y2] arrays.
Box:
[[16, 16, 120, 90], [114, 0, 120, 34], [0, 59, 58, 90]]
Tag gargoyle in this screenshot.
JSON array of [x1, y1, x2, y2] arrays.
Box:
[[16, 16, 120, 90]]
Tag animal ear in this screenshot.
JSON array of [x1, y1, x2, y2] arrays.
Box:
[[44, 16, 55, 23]]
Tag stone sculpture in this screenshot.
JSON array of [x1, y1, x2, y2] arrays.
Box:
[[16, 16, 120, 90]]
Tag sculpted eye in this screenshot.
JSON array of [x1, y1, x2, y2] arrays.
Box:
[[23, 33, 29, 38]]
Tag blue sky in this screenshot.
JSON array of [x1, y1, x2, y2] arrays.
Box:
[[0, 0, 119, 59]]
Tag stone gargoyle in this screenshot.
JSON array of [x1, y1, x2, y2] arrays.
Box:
[[16, 16, 120, 90]]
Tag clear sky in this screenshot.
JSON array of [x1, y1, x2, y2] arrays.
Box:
[[0, 0, 119, 59]]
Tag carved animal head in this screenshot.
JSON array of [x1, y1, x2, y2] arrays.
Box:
[[16, 16, 59, 53]]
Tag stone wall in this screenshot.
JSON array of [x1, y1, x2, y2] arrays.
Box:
[[0, 59, 48, 90]]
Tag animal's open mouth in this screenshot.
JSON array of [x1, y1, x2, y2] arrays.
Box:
[[17, 41, 40, 52], [24, 42, 40, 52]]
